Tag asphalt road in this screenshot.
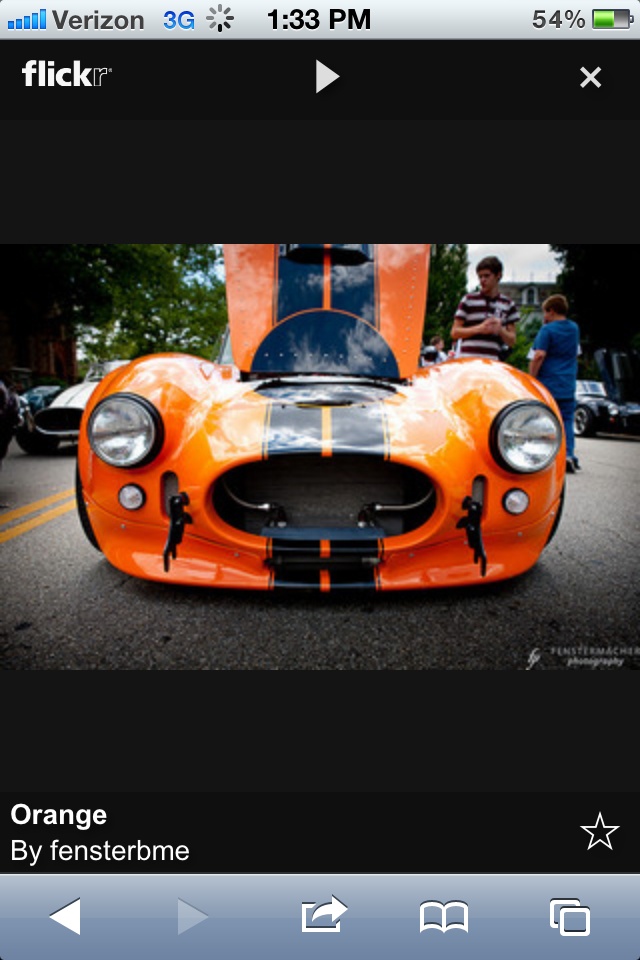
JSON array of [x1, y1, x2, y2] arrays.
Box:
[[1, 435, 639, 670]]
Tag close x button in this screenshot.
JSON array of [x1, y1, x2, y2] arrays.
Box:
[[580, 65, 602, 86]]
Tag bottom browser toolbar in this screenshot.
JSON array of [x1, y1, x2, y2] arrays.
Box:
[[0, 874, 638, 960]]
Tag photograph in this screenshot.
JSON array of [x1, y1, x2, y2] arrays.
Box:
[[1, 243, 638, 670]]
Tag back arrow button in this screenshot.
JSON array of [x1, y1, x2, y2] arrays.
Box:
[[50, 899, 80, 936]]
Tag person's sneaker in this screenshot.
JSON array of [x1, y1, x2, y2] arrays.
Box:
[[572, 457, 581, 471], [566, 459, 576, 474]]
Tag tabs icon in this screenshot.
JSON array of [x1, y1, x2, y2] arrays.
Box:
[[550, 899, 591, 937]]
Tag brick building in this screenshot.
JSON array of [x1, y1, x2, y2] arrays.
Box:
[[0, 308, 78, 389]]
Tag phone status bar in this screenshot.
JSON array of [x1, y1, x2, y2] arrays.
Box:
[[0, 0, 638, 38]]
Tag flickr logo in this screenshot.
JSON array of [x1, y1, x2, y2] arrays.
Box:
[[22, 60, 112, 86]]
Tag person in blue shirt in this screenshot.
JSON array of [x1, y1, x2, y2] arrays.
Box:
[[529, 294, 581, 474]]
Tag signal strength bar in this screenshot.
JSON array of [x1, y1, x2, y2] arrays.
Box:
[[8, 8, 47, 28]]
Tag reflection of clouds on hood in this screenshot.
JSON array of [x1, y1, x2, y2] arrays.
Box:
[[347, 321, 389, 359], [285, 331, 351, 374], [331, 266, 352, 292], [284, 320, 392, 374], [253, 311, 399, 377], [303, 272, 324, 293], [331, 265, 375, 319], [266, 422, 324, 452], [282, 271, 324, 305]]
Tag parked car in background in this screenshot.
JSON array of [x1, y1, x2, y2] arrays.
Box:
[[574, 380, 621, 437], [27, 361, 130, 454], [14, 384, 65, 454], [574, 348, 640, 438], [593, 347, 640, 436]]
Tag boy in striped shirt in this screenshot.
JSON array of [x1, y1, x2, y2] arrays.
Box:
[[451, 256, 519, 361]]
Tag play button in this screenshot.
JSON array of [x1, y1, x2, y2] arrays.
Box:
[[316, 60, 339, 92], [50, 898, 80, 935]]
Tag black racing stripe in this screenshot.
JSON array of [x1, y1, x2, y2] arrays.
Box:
[[329, 539, 380, 559], [270, 539, 323, 560], [273, 567, 377, 591], [330, 253, 378, 327], [273, 570, 322, 591], [265, 403, 323, 457], [329, 568, 377, 589], [264, 398, 391, 458], [330, 402, 389, 458], [277, 256, 324, 323], [269, 531, 381, 591]]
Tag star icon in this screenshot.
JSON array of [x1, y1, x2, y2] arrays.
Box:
[[580, 812, 620, 850]]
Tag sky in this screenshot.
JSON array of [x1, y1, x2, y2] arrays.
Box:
[[466, 244, 561, 289], [215, 244, 562, 288]]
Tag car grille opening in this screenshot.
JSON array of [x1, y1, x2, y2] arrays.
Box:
[[213, 455, 436, 538], [35, 408, 83, 435]]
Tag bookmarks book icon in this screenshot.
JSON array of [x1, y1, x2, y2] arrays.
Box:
[[419, 901, 469, 933]]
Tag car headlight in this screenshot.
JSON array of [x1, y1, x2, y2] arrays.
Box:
[[491, 401, 562, 474], [607, 403, 619, 416], [88, 394, 163, 467]]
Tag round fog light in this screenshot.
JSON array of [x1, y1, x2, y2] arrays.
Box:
[[503, 489, 530, 516], [118, 485, 146, 511]]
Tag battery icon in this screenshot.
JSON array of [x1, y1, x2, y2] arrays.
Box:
[[592, 8, 634, 27]]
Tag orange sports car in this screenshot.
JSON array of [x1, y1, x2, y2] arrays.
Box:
[[76, 243, 566, 591]]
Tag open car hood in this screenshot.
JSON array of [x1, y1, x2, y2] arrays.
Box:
[[594, 348, 640, 405], [224, 244, 431, 380]]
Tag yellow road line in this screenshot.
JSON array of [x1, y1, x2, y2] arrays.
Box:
[[0, 499, 76, 544], [0, 488, 74, 527]]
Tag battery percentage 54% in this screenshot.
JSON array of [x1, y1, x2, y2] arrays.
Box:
[[533, 8, 587, 27]]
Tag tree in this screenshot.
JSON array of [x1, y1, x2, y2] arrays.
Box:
[[549, 244, 640, 350], [425, 244, 468, 346], [0, 244, 227, 367], [508, 316, 542, 373]]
